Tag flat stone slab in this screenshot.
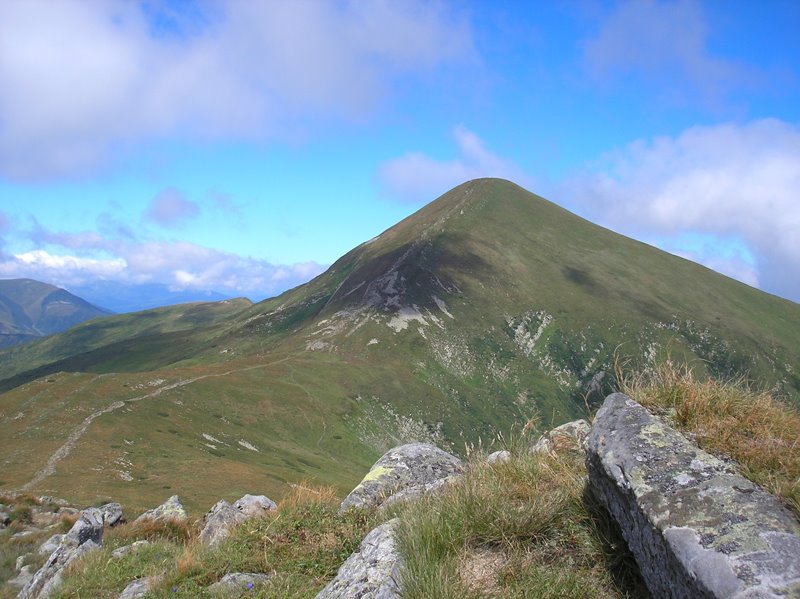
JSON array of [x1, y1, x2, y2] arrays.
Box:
[[588, 393, 800, 599], [339, 443, 463, 512], [315, 519, 402, 598]]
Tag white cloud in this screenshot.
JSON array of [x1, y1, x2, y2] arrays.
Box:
[[563, 118, 800, 301], [145, 188, 200, 227], [582, 0, 753, 107], [378, 125, 532, 202], [0, 0, 473, 180], [0, 241, 325, 300]]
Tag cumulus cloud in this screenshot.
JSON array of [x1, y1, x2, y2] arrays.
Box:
[[582, 0, 754, 107], [145, 188, 200, 227], [0, 0, 473, 180], [378, 125, 532, 202], [562, 118, 800, 301]]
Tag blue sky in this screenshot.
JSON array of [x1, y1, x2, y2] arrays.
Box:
[[1, 0, 799, 305]]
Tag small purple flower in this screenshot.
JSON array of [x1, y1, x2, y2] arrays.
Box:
[[247, 582, 254, 589], [172, 586, 177, 592]]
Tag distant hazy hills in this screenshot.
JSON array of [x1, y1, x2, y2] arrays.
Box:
[[0, 279, 112, 348], [70, 281, 235, 314], [1, 179, 797, 513]]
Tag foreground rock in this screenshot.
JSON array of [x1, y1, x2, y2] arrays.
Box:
[[316, 519, 402, 599], [530, 419, 590, 454], [588, 393, 800, 598], [118, 575, 161, 599], [199, 494, 276, 546], [99, 502, 124, 527], [208, 573, 272, 595], [339, 443, 463, 511], [18, 508, 104, 599], [133, 495, 187, 524]]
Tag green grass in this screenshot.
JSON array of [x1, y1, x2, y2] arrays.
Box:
[[619, 359, 800, 515], [394, 447, 647, 598]]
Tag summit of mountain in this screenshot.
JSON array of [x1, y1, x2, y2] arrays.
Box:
[[0, 179, 797, 512]]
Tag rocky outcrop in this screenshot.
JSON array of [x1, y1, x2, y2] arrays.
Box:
[[18, 507, 104, 599], [530, 418, 590, 454], [99, 502, 124, 527], [316, 519, 402, 599], [208, 573, 272, 595], [199, 494, 276, 546], [133, 495, 187, 524], [339, 443, 463, 512], [588, 393, 800, 598]]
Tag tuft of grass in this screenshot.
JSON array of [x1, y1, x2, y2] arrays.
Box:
[[110, 517, 196, 545], [395, 448, 648, 598], [619, 359, 800, 515]]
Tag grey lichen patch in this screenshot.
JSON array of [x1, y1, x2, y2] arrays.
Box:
[[588, 393, 800, 599]]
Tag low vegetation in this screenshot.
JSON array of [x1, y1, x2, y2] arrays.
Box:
[[619, 359, 800, 515]]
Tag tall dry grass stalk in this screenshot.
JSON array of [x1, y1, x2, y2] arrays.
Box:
[[618, 358, 800, 515]]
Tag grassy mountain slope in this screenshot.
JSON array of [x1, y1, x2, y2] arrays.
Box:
[[0, 279, 113, 348], [0, 179, 797, 513]]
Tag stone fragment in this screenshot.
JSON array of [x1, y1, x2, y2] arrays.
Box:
[[18, 508, 104, 599], [111, 540, 150, 559], [486, 450, 512, 464], [339, 443, 463, 512], [208, 573, 272, 595], [99, 502, 125, 527], [316, 519, 402, 599], [587, 392, 800, 599], [530, 419, 590, 454], [133, 495, 187, 524]]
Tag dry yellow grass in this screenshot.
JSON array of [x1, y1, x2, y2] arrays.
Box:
[[618, 359, 800, 514]]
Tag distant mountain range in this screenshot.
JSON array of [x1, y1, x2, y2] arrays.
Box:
[[0, 279, 112, 348], [68, 281, 235, 314], [0, 179, 797, 513]]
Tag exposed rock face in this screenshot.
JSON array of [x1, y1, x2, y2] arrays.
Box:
[[339, 443, 463, 512], [18, 508, 104, 599], [199, 494, 277, 546], [530, 419, 590, 454], [316, 519, 402, 599], [118, 576, 160, 599], [133, 495, 187, 524], [588, 393, 800, 599], [37, 535, 62, 556], [8, 566, 33, 589], [208, 573, 272, 595]]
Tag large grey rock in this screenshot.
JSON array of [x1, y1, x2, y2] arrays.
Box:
[[199, 500, 247, 546], [232, 494, 277, 517], [339, 443, 463, 512], [208, 573, 272, 595], [133, 495, 187, 524], [316, 519, 402, 599], [18, 508, 104, 599], [99, 502, 125, 527], [588, 393, 800, 599], [118, 576, 160, 599], [530, 419, 590, 454]]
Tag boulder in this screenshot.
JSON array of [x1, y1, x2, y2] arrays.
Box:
[[18, 508, 104, 599], [208, 573, 272, 595], [588, 393, 800, 599], [232, 494, 277, 517], [99, 502, 125, 527], [530, 419, 590, 454], [118, 576, 160, 599], [199, 494, 277, 546], [486, 450, 512, 465], [199, 501, 247, 546], [339, 443, 464, 512], [133, 495, 187, 524], [111, 540, 150, 559], [315, 519, 402, 599]]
